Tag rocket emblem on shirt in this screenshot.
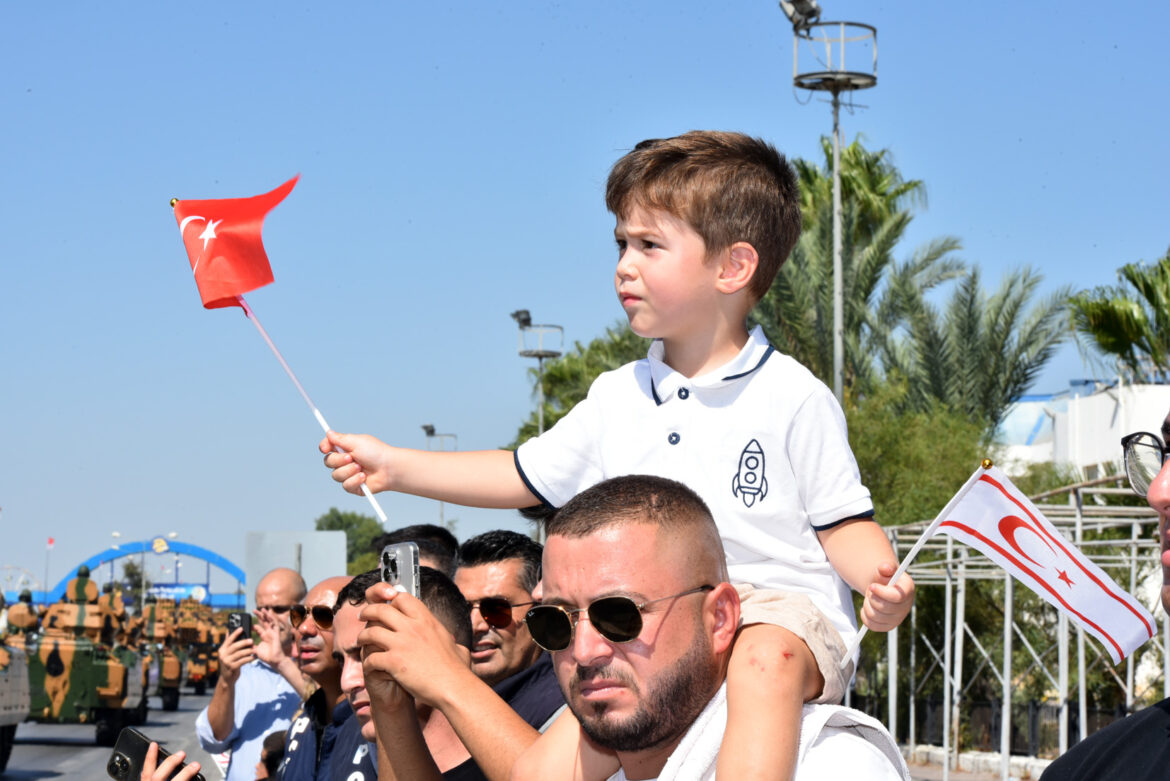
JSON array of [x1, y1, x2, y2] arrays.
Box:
[[731, 439, 768, 507]]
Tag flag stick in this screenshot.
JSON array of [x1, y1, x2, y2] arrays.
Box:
[[838, 460, 992, 668], [236, 294, 389, 524]]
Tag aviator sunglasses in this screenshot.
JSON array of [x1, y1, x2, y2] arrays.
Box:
[[524, 585, 714, 652], [468, 597, 537, 629], [289, 604, 335, 631]]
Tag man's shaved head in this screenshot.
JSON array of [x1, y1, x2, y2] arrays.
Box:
[[547, 474, 728, 583], [255, 567, 307, 608]]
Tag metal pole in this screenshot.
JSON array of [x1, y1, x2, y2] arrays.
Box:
[[537, 356, 546, 437], [1001, 575, 1013, 780], [943, 537, 953, 780], [831, 90, 844, 403], [889, 623, 898, 740], [1075, 489, 1087, 741], [952, 548, 968, 758], [1126, 521, 1138, 711], [910, 603, 918, 749], [1059, 611, 1069, 755]]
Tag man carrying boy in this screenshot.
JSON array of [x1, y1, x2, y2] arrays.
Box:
[[321, 130, 914, 780]]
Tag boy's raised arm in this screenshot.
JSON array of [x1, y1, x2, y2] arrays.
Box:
[[320, 431, 539, 508], [817, 518, 915, 632]]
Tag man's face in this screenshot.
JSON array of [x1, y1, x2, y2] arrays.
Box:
[[294, 581, 341, 679], [255, 575, 300, 627], [333, 603, 374, 741], [541, 524, 720, 754], [454, 559, 542, 686]]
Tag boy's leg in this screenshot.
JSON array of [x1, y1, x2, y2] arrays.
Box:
[[510, 707, 621, 781], [717, 622, 821, 781]]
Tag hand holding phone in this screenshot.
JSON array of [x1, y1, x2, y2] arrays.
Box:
[[380, 542, 420, 597], [107, 727, 205, 781]]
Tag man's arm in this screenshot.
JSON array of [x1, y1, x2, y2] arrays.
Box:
[[321, 432, 537, 508], [204, 628, 253, 742], [360, 586, 541, 781], [817, 518, 915, 632]]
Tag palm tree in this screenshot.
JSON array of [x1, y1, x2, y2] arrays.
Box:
[[887, 267, 1070, 428], [1068, 250, 1170, 383]]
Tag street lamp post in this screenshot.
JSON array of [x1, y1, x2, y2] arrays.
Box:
[[510, 310, 563, 437], [421, 425, 458, 527], [781, 1, 877, 404]]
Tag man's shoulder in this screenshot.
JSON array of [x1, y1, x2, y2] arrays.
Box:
[[491, 654, 565, 729]]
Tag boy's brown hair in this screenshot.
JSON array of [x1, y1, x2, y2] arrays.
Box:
[[605, 130, 801, 303]]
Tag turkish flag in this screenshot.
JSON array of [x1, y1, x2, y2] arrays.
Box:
[[46, 536, 54, 550], [172, 176, 298, 309], [935, 465, 1155, 664]]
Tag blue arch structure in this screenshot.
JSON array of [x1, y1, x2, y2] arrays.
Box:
[[12, 538, 246, 606]]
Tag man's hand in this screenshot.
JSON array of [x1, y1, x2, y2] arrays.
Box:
[[216, 627, 255, 686], [140, 742, 202, 781], [253, 607, 293, 667], [860, 563, 915, 632], [319, 431, 397, 495], [358, 583, 471, 709]]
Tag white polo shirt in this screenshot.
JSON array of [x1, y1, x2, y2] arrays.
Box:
[[515, 325, 874, 645]]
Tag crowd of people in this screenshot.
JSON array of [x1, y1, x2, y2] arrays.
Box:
[[137, 130, 1170, 779]]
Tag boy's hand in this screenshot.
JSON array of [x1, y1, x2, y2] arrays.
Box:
[[320, 431, 395, 494], [860, 563, 915, 632]]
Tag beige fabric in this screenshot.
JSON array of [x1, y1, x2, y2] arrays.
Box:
[[735, 583, 852, 704]]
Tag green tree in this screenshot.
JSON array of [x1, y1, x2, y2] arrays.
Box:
[[883, 267, 1070, 430], [509, 323, 649, 447], [1069, 250, 1170, 382], [315, 508, 383, 575], [122, 559, 151, 593]]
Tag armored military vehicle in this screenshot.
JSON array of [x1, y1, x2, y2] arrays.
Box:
[[23, 567, 144, 745], [0, 594, 32, 773], [139, 598, 184, 711], [177, 598, 214, 695]]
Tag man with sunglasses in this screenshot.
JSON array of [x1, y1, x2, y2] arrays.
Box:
[[455, 531, 565, 731], [1040, 410, 1170, 781], [514, 475, 907, 780], [277, 575, 379, 780], [196, 567, 307, 781]]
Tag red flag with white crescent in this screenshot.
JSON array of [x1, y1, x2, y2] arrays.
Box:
[[172, 176, 298, 310], [933, 465, 1155, 664]]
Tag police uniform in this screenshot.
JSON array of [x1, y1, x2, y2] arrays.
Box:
[[516, 326, 873, 701], [278, 690, 375, 780]]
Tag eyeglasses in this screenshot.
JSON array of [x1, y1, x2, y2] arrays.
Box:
[[468, 597, 537, 629], [289, 604, 335, 631], [257, 604, 294, 614], [1122, 431, 1168, 496], [524, 585, 714, 652]]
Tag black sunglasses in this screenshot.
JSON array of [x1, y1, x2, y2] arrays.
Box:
[[289, 604, 334, 631], [259, 604, 294, 614], [468, 597, 537, 629], [1121, 431, 1168, 496], [524, 585, 714, 652]]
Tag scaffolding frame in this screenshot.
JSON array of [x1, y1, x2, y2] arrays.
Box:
[[876, 473, 1166, 779]]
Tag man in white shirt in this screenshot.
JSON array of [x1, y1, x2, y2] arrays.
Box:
[[513, 474, 908, 781]]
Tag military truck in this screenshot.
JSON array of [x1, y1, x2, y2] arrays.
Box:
[[23, 568, 144, 746], [0, 595, 32, 773], [139, 598, 184, 711]]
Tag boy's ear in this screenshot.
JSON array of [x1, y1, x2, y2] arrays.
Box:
[[715, 243, 759, 295]]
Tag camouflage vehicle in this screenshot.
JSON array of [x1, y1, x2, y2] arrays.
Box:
[[139, 598, 184, 711], [0, 595, 32, 773], [177, 598, 215, 694], [23, 568, 144, 746]]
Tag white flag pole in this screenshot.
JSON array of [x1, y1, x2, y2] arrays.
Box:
[[236, 294, 389, 525], [838, 459, 992, 668]]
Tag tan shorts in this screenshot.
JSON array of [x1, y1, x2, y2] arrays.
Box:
[[735, 583, 852, 704]]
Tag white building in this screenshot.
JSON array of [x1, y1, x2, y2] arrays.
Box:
[[998, 381, 1170, 478]]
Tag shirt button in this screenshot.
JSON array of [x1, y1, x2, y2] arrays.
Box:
[[668, 432, 681, 445], [678, 388, 690, 400]]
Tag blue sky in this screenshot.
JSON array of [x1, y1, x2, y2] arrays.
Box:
[[3, 2, 1167, 598]]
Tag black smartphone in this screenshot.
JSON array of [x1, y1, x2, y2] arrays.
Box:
[[226, 611, 252, 638], [107, 726, 206, 781], [380, 541, 420, 597]]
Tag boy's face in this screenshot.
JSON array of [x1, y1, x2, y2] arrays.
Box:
[[614, 207, 723, 345]]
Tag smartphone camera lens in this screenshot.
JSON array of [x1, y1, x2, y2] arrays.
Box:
[[107, 752, 131, 779]]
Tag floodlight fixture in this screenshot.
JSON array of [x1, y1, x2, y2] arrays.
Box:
[[779, 0, 821, 31]]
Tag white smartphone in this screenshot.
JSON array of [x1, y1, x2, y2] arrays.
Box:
[[380, 541, 420, 597]]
